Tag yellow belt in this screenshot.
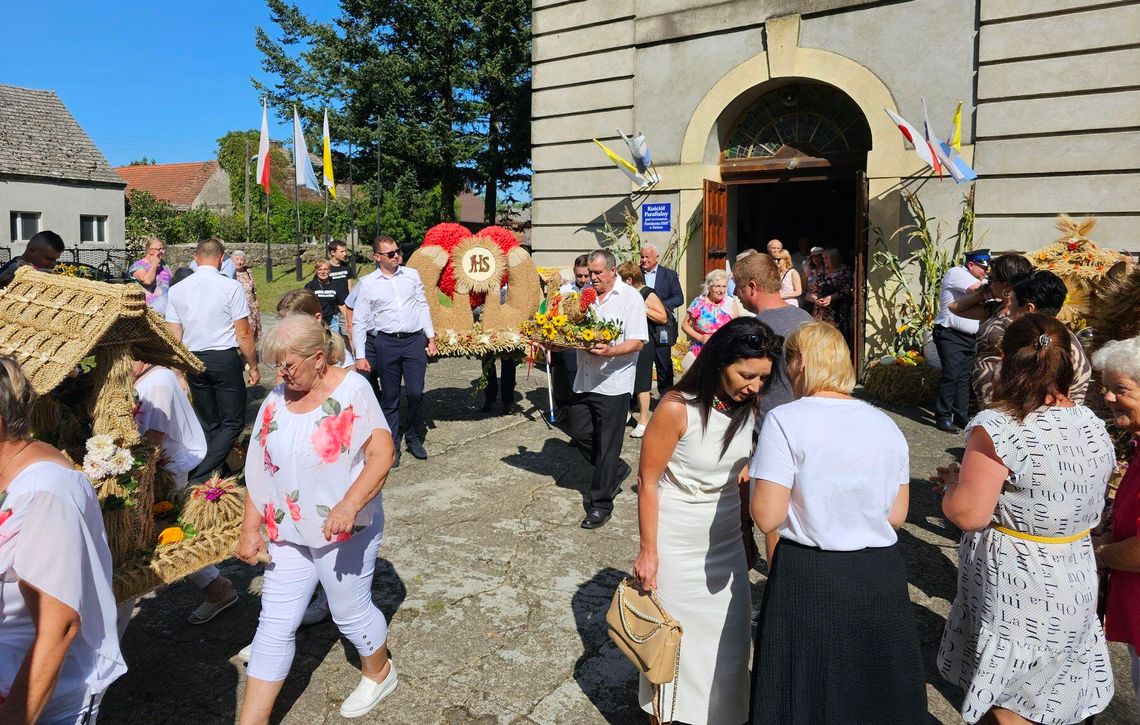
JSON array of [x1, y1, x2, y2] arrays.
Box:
[[991, 525, 1090, 544]]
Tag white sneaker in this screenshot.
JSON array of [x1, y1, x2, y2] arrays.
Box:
[[301, 588, 330, 626], [631, 423, 647, 438], [340, 661, 398, 718], [236, 642, 253, 664]]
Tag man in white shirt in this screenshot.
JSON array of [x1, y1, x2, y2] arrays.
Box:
[[352, 235, 437, 466], [165, 238, 260, 481], [932, 249, 990, 432], [563, 249, 648, 529]]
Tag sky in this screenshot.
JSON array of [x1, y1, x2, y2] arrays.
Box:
[[0, 1, 338, 167]]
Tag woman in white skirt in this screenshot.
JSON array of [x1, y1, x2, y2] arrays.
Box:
[[632, 317, 783, 724]]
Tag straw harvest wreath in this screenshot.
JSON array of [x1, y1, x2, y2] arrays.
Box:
[[405, 223, 542, 357]]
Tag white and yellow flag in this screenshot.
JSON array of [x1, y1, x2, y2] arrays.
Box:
[[322, 108, 336, 198]]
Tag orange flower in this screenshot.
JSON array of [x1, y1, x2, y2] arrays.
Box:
[[158, 526, 184, 546]]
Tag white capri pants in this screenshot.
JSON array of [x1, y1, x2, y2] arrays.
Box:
[[247, 512, 388, 681]]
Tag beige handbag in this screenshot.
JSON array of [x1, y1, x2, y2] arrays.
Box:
[[606, 578, 683, 720]]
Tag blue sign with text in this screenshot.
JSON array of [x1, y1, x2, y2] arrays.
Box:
[[641, 203, 672, 232]]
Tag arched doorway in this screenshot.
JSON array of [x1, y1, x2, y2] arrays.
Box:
[[703, 80, 871, 363]]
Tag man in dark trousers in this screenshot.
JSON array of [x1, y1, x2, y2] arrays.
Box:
[[932, 249, 990, 432], [550, 254, 590, 409], [351, 235, 437, 467], [326, 239, 356, 344], [639, 243, 683, 392], [165, 238, 259, 480]]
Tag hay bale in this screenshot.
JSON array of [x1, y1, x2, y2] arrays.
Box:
[[864, 362, 940, 406]]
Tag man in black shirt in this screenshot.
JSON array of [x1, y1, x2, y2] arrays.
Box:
[[304, 260, 348, 331], [326, 240, 356, 340]]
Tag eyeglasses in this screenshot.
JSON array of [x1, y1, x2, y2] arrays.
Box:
[[740, 333, 785, 357], [377, 250, 401, 259], [269, 351, 319, 377]]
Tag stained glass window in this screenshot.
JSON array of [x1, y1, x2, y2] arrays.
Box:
[[722, 84, 872, 160]]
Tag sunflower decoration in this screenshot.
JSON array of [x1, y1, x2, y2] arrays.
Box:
[[1028, 215, 1129, 330], [521, 284, 622, 348]]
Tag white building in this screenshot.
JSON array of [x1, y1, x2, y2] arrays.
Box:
[[0, 83, 126, 255]]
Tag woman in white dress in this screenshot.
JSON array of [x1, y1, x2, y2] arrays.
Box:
[[0, 356, 126, 723], [632, 317, 783, 724], [936, 313, 1115, 724]]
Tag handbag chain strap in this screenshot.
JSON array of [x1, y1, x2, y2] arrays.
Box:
[[653, 637, 682, 722], [617, 581, 669, 643]]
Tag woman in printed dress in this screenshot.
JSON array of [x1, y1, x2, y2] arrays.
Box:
[[236, 315, 397, 722], [231, 250, 262, 342], [681, 269, 739, 359], [935, 314, 1115, 724], [129, 237, 172, 315], [807, 248, 853, 339]]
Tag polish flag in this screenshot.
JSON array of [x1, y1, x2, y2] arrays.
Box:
[[885, 107, 940, 175], [256, 101, 271, 193]]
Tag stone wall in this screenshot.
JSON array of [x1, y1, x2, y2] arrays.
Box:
[[161, 244, 366, 269]]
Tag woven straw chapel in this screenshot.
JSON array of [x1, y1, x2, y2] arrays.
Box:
[[0, 266, 244, 602]]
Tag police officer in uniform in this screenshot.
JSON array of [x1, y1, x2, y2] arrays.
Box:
[[932, 249, 991, 432]]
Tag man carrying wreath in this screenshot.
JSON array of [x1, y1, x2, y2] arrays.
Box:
[[561, 249, 648, 529]]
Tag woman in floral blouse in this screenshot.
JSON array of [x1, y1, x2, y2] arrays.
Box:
[[231, 250, 262, 342], [237, 315, 397, 722], [681, 269, 739, 358], [807, 248, 853, 339]]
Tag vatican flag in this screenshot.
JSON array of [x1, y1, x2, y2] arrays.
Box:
[[322, 108, 336, 199]]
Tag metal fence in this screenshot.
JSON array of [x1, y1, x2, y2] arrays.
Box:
[[56, 246, 136, 283]]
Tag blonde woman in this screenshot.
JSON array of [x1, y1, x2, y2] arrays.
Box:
[[237, 315, 397, 721], [772, 249, 802, 307], [681, 269, 739, 359], [749, 323, 925, 722]]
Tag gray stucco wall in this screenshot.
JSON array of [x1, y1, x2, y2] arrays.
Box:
[[1, 177, 125, 251], [192, 167, 235, 216]]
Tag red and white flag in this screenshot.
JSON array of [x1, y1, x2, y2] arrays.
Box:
[[256, 101, 271, 193], [885, 107, 940, 175]]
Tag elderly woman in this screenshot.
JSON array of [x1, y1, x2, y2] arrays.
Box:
[[237, 315, 396, 722], [807, 248, 853, 338], [771, 249, 802, 307], [633, 318, 781, 724], [231, 251, 262, 342], [617, 262, 668, 438], [681, 269, 739, 359], [937, 313, 1115, 724], [801, 246, 825, 314], [1093, 335, 1140, 715], [0, 356, 126, 723], [749, 323, 926, 722]]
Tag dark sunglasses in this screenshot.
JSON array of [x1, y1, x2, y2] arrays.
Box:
[[739, 333, 784, 357], [376, 249, 401, 259]]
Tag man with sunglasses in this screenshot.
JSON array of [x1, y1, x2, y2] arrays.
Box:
[[932, 249, 991, 433], [351, 235, 437, 466]]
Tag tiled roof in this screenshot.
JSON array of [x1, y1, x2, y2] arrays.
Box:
[[458, 191, 485, 226], [115, 161, 221, 209], [0, 83, 124, 186]]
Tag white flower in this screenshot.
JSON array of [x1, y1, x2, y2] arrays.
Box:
[[507, 332, 520, 343], [106, 449, 135, 476], [86, 435, 116, 458], [83, 454, 111, 481], [479, 334, 491, 344]]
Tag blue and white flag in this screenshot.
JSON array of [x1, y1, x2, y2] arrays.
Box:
[[293, 106, 320, 192]]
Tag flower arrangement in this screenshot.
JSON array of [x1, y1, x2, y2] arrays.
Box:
[[520, 287, 623, 349], [864, 350, 940, 405], [874, 349, 926, 367], [82, 435, 146, 510]]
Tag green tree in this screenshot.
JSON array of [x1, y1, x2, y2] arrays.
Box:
[[124, 190, 176, 242], [252, 0, 529, 230]]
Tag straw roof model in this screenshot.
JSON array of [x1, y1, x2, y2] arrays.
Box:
[[0, 265, 203, 395]]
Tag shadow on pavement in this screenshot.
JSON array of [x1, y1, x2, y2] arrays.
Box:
[[571, 568, 642, 723]]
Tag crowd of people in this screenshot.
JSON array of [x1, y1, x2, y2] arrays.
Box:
[[0, 229, 1137, 725]]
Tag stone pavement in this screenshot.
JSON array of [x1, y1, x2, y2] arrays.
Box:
[[102, 356, 1138, 724]]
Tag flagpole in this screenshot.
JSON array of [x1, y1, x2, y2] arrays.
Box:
[[266, 184, 273, 283], [294, 175, 303, 281], [348, 138, 355, 259], [375, 117, 382, 239]]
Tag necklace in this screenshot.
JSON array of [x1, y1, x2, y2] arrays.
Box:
[[712, 395, 733, 414], [0, 440, 33, 482]]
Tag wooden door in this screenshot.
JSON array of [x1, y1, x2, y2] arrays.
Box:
[[703, 179, 728, 273], [853, 169, 869, 374]]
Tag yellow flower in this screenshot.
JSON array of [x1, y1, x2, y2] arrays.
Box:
[[552, 315, 567, 327], [896, 324, 909, 334], [158, 526, 184, 546], [581, 329, 595, 342], [152, 501, 174, 516], [535, 312, 548, 324], [601, 329, 614, 341]]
